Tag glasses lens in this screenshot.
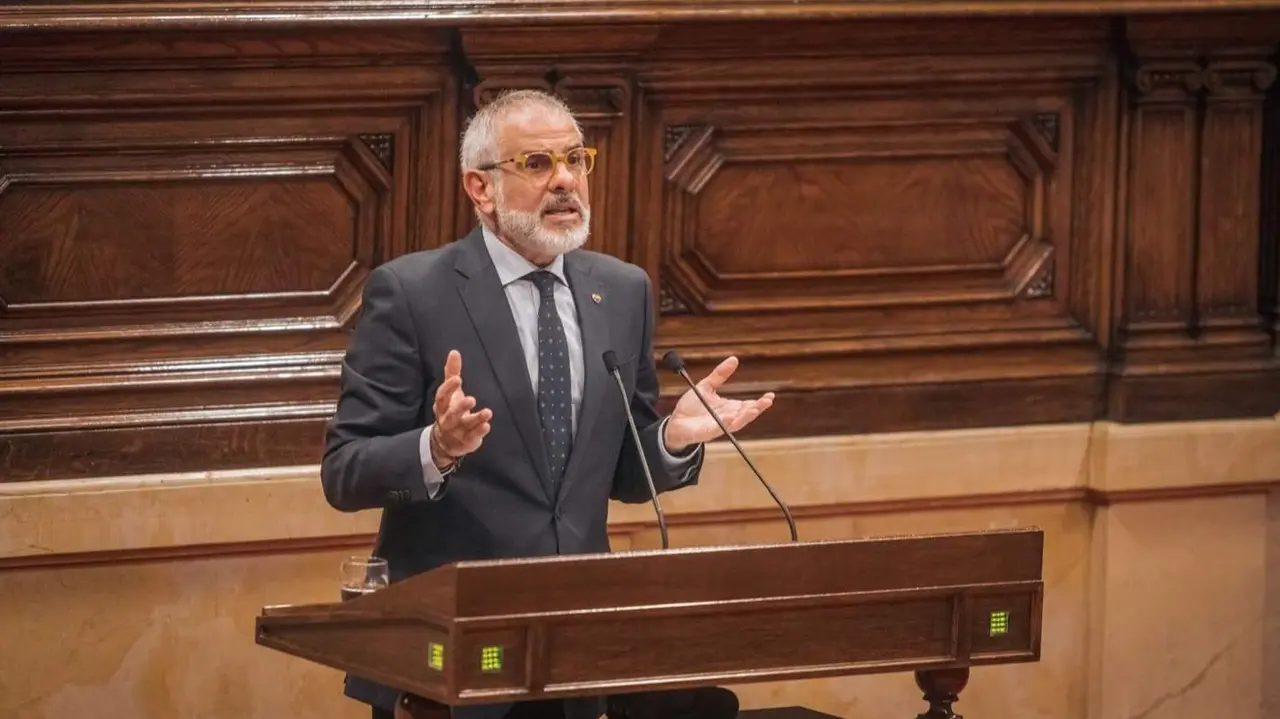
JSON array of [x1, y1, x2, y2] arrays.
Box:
[[567, 148, 594, 174], [520, 152, 554, 174]]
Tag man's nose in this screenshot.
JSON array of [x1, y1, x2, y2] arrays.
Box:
[[547, 159, 577, 191]]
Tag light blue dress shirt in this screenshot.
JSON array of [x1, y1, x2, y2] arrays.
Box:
[[418, 227, 696, 496]]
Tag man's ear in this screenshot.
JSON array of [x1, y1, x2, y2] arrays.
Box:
[[462, 170, 496, 216]]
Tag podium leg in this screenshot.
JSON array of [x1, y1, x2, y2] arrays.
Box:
[[397, 694, 452, 719], [913, 667, 969, 719]]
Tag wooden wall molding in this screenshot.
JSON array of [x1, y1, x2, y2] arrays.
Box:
[[1, 11, 1278, 481], [4, 1, 1280, 31]]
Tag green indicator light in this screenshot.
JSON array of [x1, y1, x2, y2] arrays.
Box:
[[989, 610, 1010, 637], [480, 646, 504, 673], [428, 643, 445, 671]]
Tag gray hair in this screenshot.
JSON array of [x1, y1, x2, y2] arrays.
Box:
[[459, 89, 583, 173]]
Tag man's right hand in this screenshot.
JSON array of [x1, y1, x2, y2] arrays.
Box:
[[429, 350, 492, 468]]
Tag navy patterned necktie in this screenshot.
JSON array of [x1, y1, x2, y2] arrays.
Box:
[[527, 271, 573, 482]]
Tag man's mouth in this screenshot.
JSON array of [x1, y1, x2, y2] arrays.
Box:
[[543, 207, 580, 217]]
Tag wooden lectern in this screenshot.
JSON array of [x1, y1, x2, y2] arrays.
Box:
[[257, 528, 1043, 718]]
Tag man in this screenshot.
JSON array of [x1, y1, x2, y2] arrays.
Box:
[[321, 89, 774, 719]]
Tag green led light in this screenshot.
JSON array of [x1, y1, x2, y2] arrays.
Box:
[[428, 643, 445, 671], [480, 646, 504, 673], [989, 610, 1010, 637]]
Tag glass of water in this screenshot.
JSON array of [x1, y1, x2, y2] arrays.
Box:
[[340, 556, 389, 601]]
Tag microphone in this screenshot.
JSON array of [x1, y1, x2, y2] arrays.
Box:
[[662, 350, 798, 542], [602, 350, 669, 550]]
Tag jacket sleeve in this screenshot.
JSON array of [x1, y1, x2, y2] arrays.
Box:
[[321, 264, 438, 512], [610, 273, 704, 504]]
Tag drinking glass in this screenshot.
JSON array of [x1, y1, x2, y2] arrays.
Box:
[[340, 556, 389, 601]]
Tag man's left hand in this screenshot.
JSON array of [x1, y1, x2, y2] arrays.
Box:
[[663, 356, 774, 454]]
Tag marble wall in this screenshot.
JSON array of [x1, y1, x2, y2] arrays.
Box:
[[2, 418, 1278, 719]]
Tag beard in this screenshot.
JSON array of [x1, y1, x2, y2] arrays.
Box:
[[493, 185, 591, 259]]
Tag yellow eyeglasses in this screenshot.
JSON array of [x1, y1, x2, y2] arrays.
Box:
[[479, 147, 597, 177]]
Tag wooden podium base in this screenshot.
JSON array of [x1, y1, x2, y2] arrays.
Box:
[[397, 667, 969, 719]]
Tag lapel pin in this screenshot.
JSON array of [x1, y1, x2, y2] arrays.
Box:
[[591, 292, 602, 304]]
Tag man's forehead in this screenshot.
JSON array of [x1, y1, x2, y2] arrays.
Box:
[[497, 108, 581, 151]]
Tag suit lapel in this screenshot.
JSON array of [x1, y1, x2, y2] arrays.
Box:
[[453, 231, 554, 501], [561, 252, 610, 498]]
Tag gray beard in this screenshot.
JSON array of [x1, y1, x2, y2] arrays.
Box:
[[493, 202, 590, 259]]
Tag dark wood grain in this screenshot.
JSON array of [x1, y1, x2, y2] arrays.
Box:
[[1, 10, 1278, 482], [1262, 59, 1280, 344], [1110, 21, 1280, 420], [0, 29, 457, 481], [0, 418, 329, 483], [3, 1, 1280, 32], [256, 529, 1044, 710]]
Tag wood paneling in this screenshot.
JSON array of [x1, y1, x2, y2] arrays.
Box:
[[631, 20, 1116, 437], [1109, 15, 1280, 420], [0, 28, 458, 480], [4, 0, 1280, 31], [0, 10, 1278, 481]]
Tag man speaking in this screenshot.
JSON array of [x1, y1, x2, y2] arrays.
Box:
[[321, 89, 774, 719]]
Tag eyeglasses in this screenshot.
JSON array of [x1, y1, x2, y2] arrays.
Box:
[[479, 147, 597, 177]]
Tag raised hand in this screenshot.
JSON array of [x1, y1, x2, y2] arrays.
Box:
[[429, 350, 492, 468], [662, 356, 774, 454]]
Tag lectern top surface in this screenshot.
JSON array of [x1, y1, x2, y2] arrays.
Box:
[[385, 528, 1042, 620]]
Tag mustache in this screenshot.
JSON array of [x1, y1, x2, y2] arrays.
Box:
[[541, 193, 584, 214]]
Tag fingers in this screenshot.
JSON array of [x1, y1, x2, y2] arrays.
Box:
[[433, 375, 462, 419], [443, 349, 462, 380], [445, 384, 475, 420], [456, 406, 493, 431], [698, 355, 739, 393], [458, 416, 492, 442], [432, 350, 493, 458], [723, 392, 775, 432]]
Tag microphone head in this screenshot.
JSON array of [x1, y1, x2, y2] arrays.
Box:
[[661, 350, 685, 373], [601, 350, 620, 372]]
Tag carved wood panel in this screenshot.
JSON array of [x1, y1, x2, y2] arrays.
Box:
[[0, 14, 1277, 481], [657, 117, 1059, 312], [0, 32, 456, 481], [630, 30, 1115, 433], [1111, 16, 1280, 419]]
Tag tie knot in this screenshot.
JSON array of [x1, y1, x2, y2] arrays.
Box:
[[526, 270, 559, 297]]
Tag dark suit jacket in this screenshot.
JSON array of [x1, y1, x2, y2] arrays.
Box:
[[321, 227, 704, 719]]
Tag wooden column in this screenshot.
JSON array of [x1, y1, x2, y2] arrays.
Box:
[[1112, 17, 1279, 420], [1264, 62, 1280, 351]]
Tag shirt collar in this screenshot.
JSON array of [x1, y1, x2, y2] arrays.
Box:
[[482, 225, 567, 288]]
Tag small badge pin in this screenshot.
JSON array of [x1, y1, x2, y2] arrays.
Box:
[[591, 292, 602, 304]]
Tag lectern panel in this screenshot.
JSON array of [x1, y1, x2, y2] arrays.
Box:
[[256, 531, 1046, 705], [544, 597, 955, 684], [257, 616, 451, 698], [452, 531, 1043, 616]]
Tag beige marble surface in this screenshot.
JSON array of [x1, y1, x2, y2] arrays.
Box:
[[4, 416, 1278, 561], [0, 550, 366, 719], [1087, 497, 1267, 719], [1, 417, 1276, 719]]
